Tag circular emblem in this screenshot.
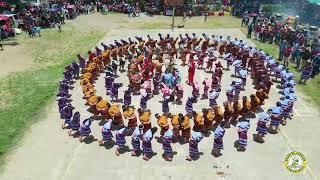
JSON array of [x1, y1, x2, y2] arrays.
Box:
[[284, 151, 307, 173]]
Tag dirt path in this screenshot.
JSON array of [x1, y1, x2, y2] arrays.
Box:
[[0, 13, 238, 79], [0, 29, 319, 180], [0, 40, 35, 79]]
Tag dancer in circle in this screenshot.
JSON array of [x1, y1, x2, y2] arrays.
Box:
[[162, 129, 174, 161], [186, 131, 203, 161], [79, 118, 93, 142], [142, 127, 158, 161], [237, 118, 250, 151], [68, 111, 81, 136], [99, 120, 113, 145], [115, 126, 128, 156], [269, 102, 283, 134], [209, 88, 221, 108], [131, 124, 144, 156], [254, 110, 271, 143], [212, 123, 225, 157]]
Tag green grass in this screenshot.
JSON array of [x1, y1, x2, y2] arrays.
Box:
[[241, 28, 320, 107], [0, 24, 104, 168], [126, 15, 242, 29]]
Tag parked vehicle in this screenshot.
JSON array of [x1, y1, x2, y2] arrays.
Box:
[[3, 14, 22, 28], [0, 15, 15, 38]]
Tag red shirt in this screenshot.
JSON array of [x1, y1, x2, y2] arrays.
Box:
[[284, 48, 292, 57], [188, 61, 196, 73]]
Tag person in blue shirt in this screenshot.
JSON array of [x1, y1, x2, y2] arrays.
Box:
[[279, 40, 287, 61]]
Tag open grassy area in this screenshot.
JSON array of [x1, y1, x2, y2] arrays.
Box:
[[0, 24, 104, 167], [241, 28, 320, 107], [132, 15, 242, 29]]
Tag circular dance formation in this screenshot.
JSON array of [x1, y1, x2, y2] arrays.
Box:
[[57, 33, 297, 161]]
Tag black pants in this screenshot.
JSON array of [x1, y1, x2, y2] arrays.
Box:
[[311, 65, 320, 78], [247, 31, 252, 38]]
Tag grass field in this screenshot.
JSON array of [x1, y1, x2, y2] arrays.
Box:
[[0, 24, 104, 168], [240, 28, 320, 106]]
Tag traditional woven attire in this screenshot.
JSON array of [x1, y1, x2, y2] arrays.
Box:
[[281, 99, 290, 119], [79, 119, 92, 137], [70, 112, 80, 130], [140, 92, 149, 110], [101, 121, 113, 141], [71, 61, 80, 78], [256, 112, 270, 135], [203, 110, 214, 132], [226, 86, 235, 102], [123, 90, 132, 107], [58, 97, 68, 111], [61, 105, 74, 125], [131, 126, 142, 152], [139, 111, 152, 134], [188, 131, 203, 158], [213, 125, 225, 150], [123, 107, 137, 129], [234, 79, 243, 97], [188, 61, 196, 84], [211, 76, 220, 90], [162, 129, 174, 155], [157, 115, 169, 136], [232, 59, 242, 76], [193, 113, 204, 132], [181, 116, 191, 140], [108, 105, 124, 125], [202, 78, 211, 97], [105, 76, 114, 94], [171, 115, 181, 139], [142, 129, 154, 156], [116, 127, 127, 148], [301, 66, 312, 81], [185, 96, 194, 114], [209, 90, 220, 107], [237, 121, 250, 147], [270, 106, 282, 126], [162, 97, 170, 114], [110, 83, 119, 101]]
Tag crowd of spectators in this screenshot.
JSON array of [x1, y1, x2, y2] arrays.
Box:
[[243, 12, 320, 80]]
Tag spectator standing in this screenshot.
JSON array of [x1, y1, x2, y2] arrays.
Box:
[[182, 11, 186, 22], [57, 21, 62, 32], [247, 22, 253, 38], [283, 46, 292, 67], [204, 11, 208, 22], [279, 40, 287, 61], [301, 48, 311, 68], [311, 54, 320, 78]]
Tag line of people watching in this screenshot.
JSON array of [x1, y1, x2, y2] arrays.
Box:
[[4, 2, 93, 38], [243, 12, 320, 83]]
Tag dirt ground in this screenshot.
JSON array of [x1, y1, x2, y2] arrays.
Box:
[[0, 13, 240, 79], [0, 14, 319, 180]]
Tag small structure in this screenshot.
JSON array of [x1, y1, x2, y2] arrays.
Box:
[[164, 0, 184, 16]]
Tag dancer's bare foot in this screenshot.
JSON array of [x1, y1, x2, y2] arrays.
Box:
[[185, 155, 192, 161], [115, 149, 120, 156], [143, 155, 149, 161]]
